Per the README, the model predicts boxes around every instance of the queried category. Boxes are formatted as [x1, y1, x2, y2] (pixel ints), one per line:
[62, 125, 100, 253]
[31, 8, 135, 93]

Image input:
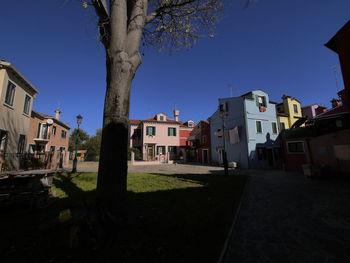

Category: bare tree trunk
[96, 51, 133, 217]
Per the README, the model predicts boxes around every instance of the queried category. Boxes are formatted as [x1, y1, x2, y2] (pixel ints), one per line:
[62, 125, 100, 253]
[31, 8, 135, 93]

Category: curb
[216, 173, 251, 263]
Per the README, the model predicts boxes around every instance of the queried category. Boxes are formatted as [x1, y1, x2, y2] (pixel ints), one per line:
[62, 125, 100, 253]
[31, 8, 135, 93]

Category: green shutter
[168, 128, 170, 136]
[153, 127, 156, 135]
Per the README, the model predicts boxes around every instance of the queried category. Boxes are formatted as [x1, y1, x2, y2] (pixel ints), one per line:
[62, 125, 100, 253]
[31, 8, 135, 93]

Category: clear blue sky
[1, 0, 349, 135]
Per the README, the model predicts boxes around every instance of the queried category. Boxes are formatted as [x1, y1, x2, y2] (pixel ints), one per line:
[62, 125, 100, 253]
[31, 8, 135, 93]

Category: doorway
[202, 149, 208, 164]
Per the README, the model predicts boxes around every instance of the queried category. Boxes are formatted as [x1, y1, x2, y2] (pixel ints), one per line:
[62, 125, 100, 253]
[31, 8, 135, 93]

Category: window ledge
[3, 103, 14, 110]
[22, 112, 30, 118]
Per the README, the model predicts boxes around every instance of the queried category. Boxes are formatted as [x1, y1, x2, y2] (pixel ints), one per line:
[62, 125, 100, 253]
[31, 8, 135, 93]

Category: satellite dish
[47, 119, 54, 125]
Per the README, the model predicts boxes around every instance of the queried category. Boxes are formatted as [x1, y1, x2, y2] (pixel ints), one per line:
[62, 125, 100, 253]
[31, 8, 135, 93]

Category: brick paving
[223, 170, 350, 263]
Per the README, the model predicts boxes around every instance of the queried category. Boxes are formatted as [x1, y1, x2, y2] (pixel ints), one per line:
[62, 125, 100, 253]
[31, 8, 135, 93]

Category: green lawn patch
[1, 172, 246, 263]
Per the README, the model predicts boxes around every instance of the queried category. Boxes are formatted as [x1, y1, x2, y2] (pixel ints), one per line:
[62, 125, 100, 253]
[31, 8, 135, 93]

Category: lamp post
[219, 103, 229, 176]
[72, 114, 83, 173]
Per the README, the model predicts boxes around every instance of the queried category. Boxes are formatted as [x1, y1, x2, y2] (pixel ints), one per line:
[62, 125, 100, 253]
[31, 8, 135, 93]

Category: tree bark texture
[95, 0, 143, 217]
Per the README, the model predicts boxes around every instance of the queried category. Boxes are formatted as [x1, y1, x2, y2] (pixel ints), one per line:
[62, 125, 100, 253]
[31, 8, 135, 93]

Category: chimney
[173, 109, 179, 122]
[331, 98, 341, 108]
[55, 109, 62, 120]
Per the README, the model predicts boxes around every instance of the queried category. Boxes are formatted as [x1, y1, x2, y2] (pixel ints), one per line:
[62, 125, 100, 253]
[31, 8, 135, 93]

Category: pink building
[129, 110, 194, 162]
[302, 104, 328, 118]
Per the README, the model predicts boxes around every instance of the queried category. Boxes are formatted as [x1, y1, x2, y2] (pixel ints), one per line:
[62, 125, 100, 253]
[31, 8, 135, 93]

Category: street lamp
[72, 114, 83, 173]
[219, 103, 229, 176]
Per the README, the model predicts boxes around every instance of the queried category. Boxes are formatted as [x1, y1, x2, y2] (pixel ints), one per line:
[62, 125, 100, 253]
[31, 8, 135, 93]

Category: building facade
[0, 59, 39, 169]
[209, 90, 280, 169]
[188, 120, 211, 164]
[129, 110, 193, 162]
[301, 104, 328, 119]
[26, 110, 70, 168]
[276, 95, 303, 130]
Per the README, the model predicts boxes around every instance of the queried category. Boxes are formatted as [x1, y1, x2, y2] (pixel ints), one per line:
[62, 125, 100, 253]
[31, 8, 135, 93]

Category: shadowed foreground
[1, 172, 246, 263]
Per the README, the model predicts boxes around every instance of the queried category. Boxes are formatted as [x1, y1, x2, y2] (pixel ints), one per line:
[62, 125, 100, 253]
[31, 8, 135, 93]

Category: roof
[129, 116, 194, 128]
[130, 119, 141, 125]
[31, 110, 70, 130]
[315, 105, 349, 119]
[301, 104, 327, 110]
[281, 94, 301, 104]
[143, 117, 180, 124]
[0, 59, 39, 95]
[325, 20, 350, 53]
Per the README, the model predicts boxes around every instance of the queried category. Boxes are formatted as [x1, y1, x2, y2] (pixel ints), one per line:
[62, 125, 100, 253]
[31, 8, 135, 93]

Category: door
[147, 145, 154, 161]
[267, 148, 274, 167]
[202, 149, 208, 164]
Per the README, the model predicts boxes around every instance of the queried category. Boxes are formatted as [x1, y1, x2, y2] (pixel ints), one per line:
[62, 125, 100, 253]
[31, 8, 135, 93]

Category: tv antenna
[332, 65, 340, 93]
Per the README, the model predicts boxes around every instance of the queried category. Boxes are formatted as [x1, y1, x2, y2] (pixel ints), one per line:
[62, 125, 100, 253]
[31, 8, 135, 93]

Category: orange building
[27, 109, 70, 167]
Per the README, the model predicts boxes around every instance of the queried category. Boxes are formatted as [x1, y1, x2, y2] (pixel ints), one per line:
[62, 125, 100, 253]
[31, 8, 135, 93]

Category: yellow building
[276, 95, 303, 130]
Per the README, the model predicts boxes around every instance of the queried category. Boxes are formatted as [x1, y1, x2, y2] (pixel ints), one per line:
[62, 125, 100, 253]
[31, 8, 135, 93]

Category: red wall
[283, 138, 309, 172]
[180, 129, 191, 146]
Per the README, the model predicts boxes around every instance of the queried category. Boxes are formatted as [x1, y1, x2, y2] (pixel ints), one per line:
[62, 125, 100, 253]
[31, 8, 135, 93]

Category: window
[50, 146, 55, 152]
[293, 104, 298, 114]
[60, 147, 66, 152]
[61, 130, 67, 138]
[287, 142, 304, 153]
[37, 123, 49, 139]
[146, 126, 156, 136]
[280, 122, 286, 131]
[157, 146, 166, 155]
[23, 95, 31, 114]
[256, 95, 267, 107]
[5, 81, 16, 106]
[168, 146, 177, 154]
[168, 127, 176, 136]
[159, 115, 164, 121]
[52, 126, 57, 136]
[271, 122, 278, 134]
[256, 120, 263, 133]
[0, 130, 8, 152]
[219, 102, 229, 113]
[28, 144, 36, 153]
[217, 129, 222, 138]
[202, 135, 207, 144]
[18, 135, 26, 154]
[133, 128, 141, 138]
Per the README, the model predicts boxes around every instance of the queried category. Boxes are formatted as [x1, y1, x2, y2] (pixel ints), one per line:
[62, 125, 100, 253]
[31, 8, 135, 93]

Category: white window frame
[271, 122, 278, 134]
[280, 122, 286, 130]
[23, 95, 31, 115]
[293, 104, 298, 114]
[4, 81, 16, 106]
[256, 120, 263, 133]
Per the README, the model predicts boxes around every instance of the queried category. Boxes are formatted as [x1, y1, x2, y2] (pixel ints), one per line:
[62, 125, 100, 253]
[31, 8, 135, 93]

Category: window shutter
[153, 127, 156, 136]
[174, 128, 176, 136]
[168, 128, 170, 136]
[263, 96, 267, 107]
[255, 95, 259, 106]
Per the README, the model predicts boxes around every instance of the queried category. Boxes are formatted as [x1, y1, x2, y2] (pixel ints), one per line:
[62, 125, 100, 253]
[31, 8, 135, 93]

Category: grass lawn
[1, 172, 246, 263]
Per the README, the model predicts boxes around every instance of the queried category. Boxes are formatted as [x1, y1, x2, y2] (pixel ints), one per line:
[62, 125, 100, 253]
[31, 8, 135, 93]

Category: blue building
[209, 90, 281, 169]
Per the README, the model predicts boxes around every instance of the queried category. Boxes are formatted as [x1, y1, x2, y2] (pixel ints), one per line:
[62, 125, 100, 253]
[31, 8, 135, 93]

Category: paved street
[223, 170, 350, 263]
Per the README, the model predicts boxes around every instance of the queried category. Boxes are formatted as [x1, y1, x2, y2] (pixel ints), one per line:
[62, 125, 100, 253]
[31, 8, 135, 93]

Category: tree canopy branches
[89, 0, 222, 53]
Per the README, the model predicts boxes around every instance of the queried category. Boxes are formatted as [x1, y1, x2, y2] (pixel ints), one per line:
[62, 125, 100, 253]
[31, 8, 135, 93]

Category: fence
[0, 151, 70, 172]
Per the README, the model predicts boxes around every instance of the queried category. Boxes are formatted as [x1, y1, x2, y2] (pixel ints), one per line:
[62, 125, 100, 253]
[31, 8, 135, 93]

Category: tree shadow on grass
[3, 172, 247, 263]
